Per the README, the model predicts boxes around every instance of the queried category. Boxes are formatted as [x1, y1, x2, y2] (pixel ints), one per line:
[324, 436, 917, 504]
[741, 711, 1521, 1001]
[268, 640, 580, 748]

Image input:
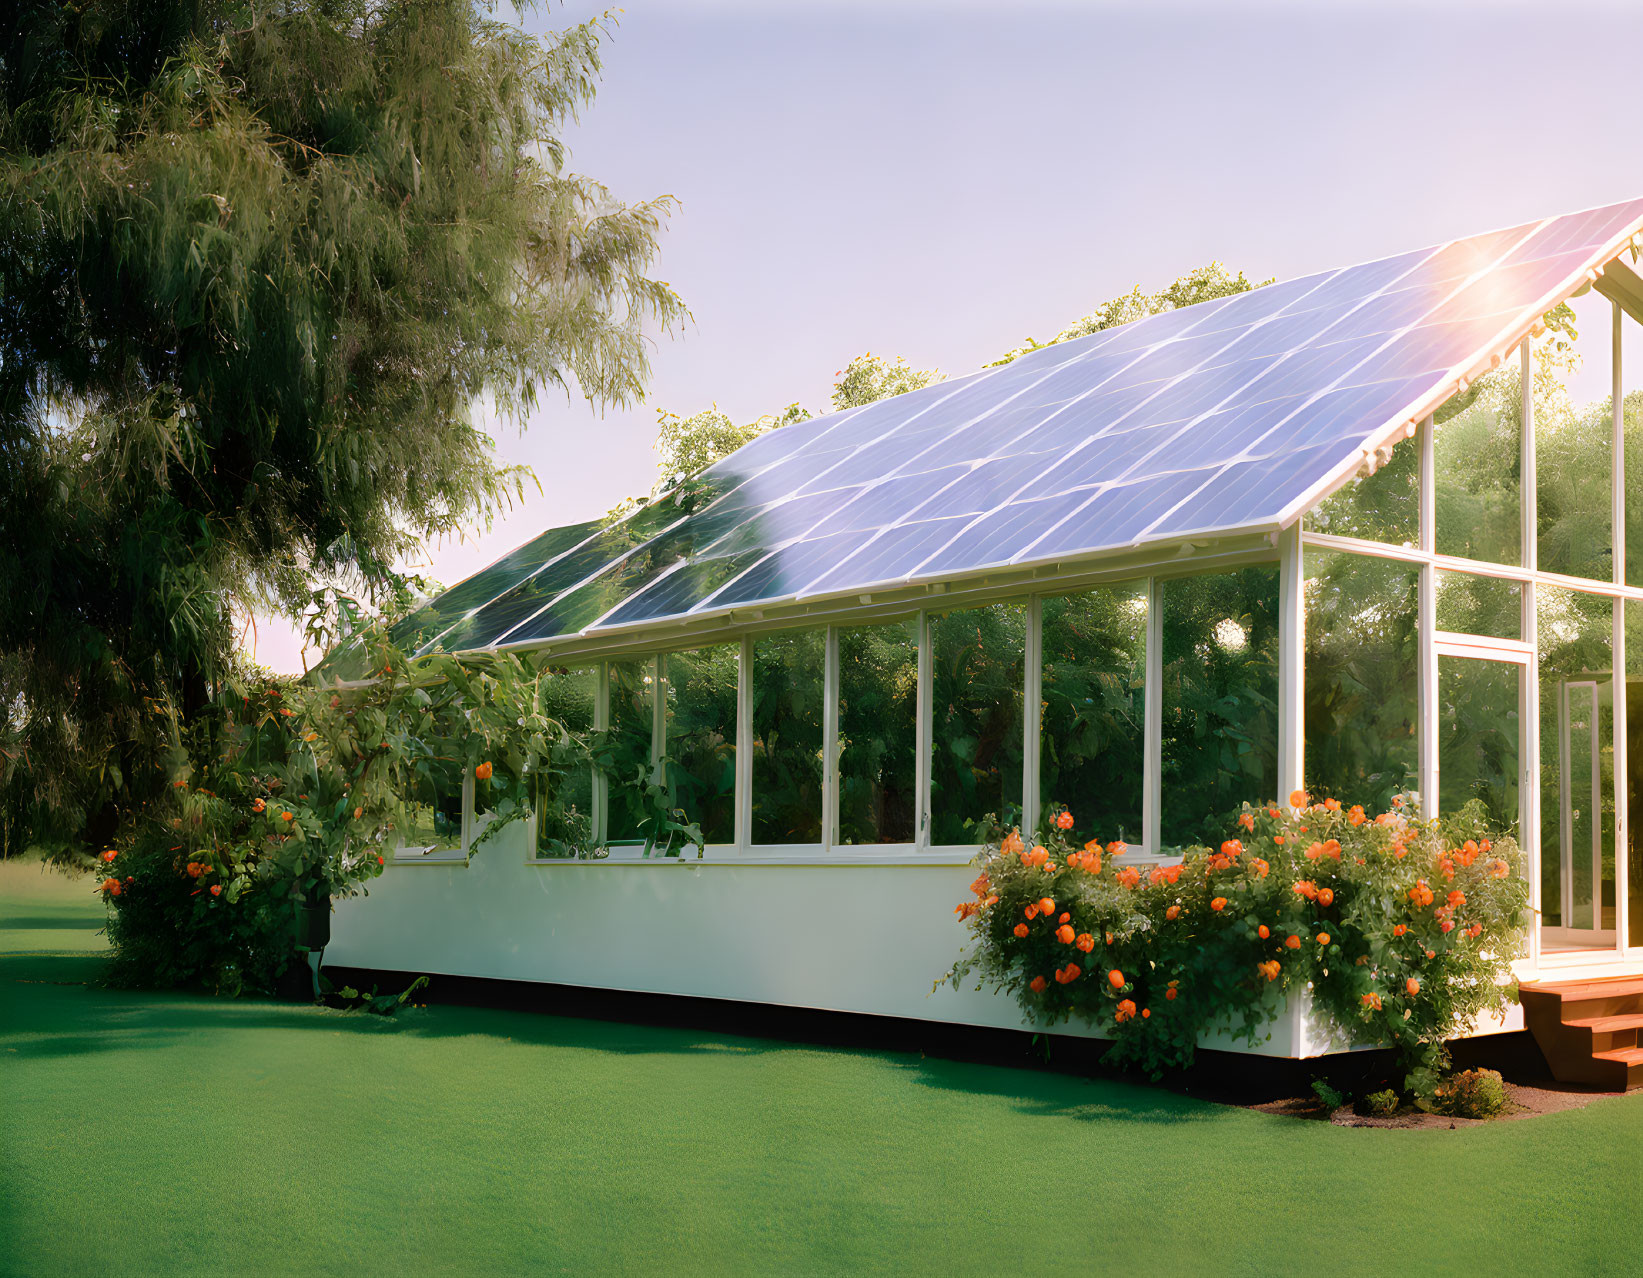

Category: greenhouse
[328, 197, 1643, 1058]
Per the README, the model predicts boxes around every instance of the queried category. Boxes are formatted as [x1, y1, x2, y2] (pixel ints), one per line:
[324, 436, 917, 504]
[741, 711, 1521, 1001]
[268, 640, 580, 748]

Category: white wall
[328, 820, 1370, 1057]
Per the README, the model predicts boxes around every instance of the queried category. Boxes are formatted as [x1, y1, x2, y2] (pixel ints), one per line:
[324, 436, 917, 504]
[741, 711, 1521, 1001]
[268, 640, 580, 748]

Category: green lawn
[2, 860, 1638, 1278]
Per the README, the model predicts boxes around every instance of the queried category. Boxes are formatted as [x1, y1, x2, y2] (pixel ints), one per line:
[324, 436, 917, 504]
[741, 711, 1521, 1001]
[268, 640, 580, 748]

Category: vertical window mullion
[1419, 412, 1438, 819]
[1277, 523, 1305, 802]
[1521, 338, 1542, 968]
[1612, 300, 1630, 952]
[1022, 596, 1043, 836]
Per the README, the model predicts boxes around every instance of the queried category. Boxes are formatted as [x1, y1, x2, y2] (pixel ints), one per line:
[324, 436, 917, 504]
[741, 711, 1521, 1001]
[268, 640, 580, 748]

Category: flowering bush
[100, 634, 699, 995]
[946, 791, 1529, 1092]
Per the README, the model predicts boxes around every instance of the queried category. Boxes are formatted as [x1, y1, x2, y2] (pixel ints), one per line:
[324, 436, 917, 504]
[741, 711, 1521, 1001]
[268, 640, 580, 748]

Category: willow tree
[0, 1, 684, 857]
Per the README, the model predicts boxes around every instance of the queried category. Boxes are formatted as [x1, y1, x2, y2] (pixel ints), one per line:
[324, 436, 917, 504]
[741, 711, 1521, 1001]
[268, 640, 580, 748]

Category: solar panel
[391, 197, 1643, 656]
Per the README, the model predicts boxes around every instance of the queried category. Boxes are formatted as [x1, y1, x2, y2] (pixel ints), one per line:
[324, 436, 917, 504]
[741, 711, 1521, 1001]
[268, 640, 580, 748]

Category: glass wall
[929, 601, 1026, 844]
[1160, 568, 1279, 849]
[1435, 390, 1522, 565]
[750, 629, 825, 844]
[1627, 600, 1643, 948]
[1306, 430, 1418, 547]
[536, 665, 597, 856]
[836, 619, 919, 844]
[663, 645, 739, 846]
[606, 657, 656, 843]
[1538, 586, 1616, 944]
[1437, 656, 1521, 839]
[1303, 550, 1418, 814]
[1039, 583, 1146, 847]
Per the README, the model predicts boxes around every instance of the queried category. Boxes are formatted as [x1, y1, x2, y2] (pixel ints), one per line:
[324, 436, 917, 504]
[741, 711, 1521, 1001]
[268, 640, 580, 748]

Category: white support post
[1419, 414, 1439, 820]
[1277, 522, 1305, 802]
[593, 661, 611, 847]
[1521, 338, 1542, 970]
[1022, 595, 1043, 836]
[735, 636, 753, 851]
[915, 609, 933, 849]
[1613, 299, 1629, 954]
[649, 654, 667, 856]
[822, 625, 840, 849]
[1143, 577, 1163, 854]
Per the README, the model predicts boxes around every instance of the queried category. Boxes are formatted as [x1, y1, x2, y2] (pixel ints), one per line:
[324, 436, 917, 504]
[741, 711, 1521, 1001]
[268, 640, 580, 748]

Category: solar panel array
[385, 197, 1643, 661]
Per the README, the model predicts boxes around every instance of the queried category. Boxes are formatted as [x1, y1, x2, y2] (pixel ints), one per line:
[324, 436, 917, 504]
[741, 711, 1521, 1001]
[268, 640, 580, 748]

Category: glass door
[1542, 678, 1616, 949]
[1436, 652, 1524, 841]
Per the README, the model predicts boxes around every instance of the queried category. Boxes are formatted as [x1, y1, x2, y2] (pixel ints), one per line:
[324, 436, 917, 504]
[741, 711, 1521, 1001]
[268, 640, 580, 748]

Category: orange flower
[1323, 797, 1342, 813]
[1490, 858, 1510, 879]
[1293, 880, 1318, 900]
[1055, 810, 1074, 830]
[1257, 960, 1281, 982]
[376, 854, 385, 866]
[1391, 841, 1407, 860]
[1305, 842, 1325, 861]
[210, 884, 221, 897]
[252, 798, 266, 813]
[100, 877, 119, 895]
[1284, 935, 1301, 950]
[1056, 924, 1076, 945]
[101, 849, 118, 863]
[1029, 975, 1048, 993]
[1165, 904, 1180, 921]
[475, 761, 494, 782]
[281, 812, 294, 823]
[954, 902, 979, 920]
[1108, 969, 1126, 989]
[1058, 912, 1070, 924]
[1289, 789, 1309, 808]
[969, 874, 990, 898]
[354, 807, 363, 820]
[1272, 834, 1286, 846]
[1220, 839, 1243, 858]
[1106, 840, 1128, 857]
[1317, 887, 1334, 907]
[1014, 923, 1029, 938]
[1392, 923, 1407, 937]
[1405, 977, 1421, 997]
[1257, 924, 1270, 939]
[1347, 805, 1366, 826]
[1447, 890, 1466, 908]
[1027, 846, 1050, 868]
[1361, 992, 1382, 1011]
[1267, 806, 1281, 819]
[1165, 986, 1178, 1001]
[1037, 897, 1055, 917]
[1075, 933, 1095, 952]
[1115, 999, 1137, 1023]
[1001, 830, 1025, 857]
[1059, 962, 1082, 983]
[1322, 839, 1341, 860]
[278, 707, 293, 717]
[1239, 812, 1255, 831]
[1141, 1008, 1151, 1019]
[1024, 903, 1039, 920]
[1316, 933, 1331, 946]
[1210, 897, 1228, 912]
[1116, 867, 1140, 889]
[1251, 858, 1269, 878]
[1407, 880, 1434, 908]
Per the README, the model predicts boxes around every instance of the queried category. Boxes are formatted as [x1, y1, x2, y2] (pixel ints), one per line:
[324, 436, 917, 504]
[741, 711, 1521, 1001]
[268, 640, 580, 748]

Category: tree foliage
[0, 0, 682, 857]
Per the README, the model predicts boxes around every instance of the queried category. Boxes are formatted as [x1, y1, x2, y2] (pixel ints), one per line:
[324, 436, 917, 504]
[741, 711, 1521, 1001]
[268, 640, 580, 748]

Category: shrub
[1432, 1068, 1511, 1119]
[1311, 1079, 1346, 1111]
[1359, 1088, 1401, 1118]
[945, 792, 1530, 1091]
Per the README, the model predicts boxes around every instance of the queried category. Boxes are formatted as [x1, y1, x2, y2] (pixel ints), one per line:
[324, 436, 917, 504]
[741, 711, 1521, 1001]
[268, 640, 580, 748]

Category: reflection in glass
[837, 619, 919, 844]
[402, 753, 465, 850]
[1306, 431, 1418, 546]
[1435, 571, 1522, 640]
[536, 666, 597, 856]
[606, 657, 656, 843]
[1537, 586, 1615, 945]
[1537, 403, 1612, 583]
[1303, 551, 1418, 814]
[751, 630, 825, 844]
[930, 601, 1026, 844]
[1160, 569, 1279, 849]
[663, 646, 739, 845]
[1435, 392, 1521, 565]
[1437, 656, 1519, 839]
[1039, 584, 1145, 846]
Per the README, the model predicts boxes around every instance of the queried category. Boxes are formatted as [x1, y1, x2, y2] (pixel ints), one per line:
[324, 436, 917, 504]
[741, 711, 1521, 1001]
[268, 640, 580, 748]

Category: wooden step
[1592, 1046, 1643, 1088]
[1519, 974, 1643, 1000]
[1564, 1012, 1643, 1034]
[1518, 976, 1643, 1089]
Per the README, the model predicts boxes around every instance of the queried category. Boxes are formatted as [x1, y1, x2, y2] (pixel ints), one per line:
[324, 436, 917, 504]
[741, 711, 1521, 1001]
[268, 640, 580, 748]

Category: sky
[246, 0, 1643, 672]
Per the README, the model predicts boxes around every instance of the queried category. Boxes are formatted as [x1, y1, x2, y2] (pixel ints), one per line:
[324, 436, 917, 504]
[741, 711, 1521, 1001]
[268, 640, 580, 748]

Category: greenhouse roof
[391, 197, 1643, 659]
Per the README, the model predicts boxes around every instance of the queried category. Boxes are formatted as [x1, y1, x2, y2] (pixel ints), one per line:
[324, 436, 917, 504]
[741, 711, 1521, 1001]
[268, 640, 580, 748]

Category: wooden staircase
[1519, 975, 1643, 1090]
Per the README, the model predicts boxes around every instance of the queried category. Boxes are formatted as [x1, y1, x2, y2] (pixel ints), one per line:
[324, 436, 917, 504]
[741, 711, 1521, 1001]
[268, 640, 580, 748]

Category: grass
[2, 859, 1639, 1278]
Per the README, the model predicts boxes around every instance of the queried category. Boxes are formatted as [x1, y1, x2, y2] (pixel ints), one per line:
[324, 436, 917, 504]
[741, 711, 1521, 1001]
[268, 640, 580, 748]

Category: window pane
[1626, 399, 1643, 589]
[930, 601, 1026, 844]
[403, 751, 464, 850]
[1306, 430, 1418, 546]
[837, 619, 919, 844]
[1538, 586, 1615, 946]
[1437, 656, 1520, 838]
[1435, 570, 1522, 640]
[1537, 411, 1612, 583]
[536, 665, 596, 855]
[1435, 388, 1521, 565]
[606, 658, 656, 843]
[751, 629, 825, 844]
[1160, 568, 1279, 849]
[1303, 550, 1418, 814]
[1039, 583, 1145, 846]
[663, 646, 739, 845]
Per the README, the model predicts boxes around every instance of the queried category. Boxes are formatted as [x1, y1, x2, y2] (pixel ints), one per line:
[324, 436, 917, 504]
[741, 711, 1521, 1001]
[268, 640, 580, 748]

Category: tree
[0, 1, 684, 858]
